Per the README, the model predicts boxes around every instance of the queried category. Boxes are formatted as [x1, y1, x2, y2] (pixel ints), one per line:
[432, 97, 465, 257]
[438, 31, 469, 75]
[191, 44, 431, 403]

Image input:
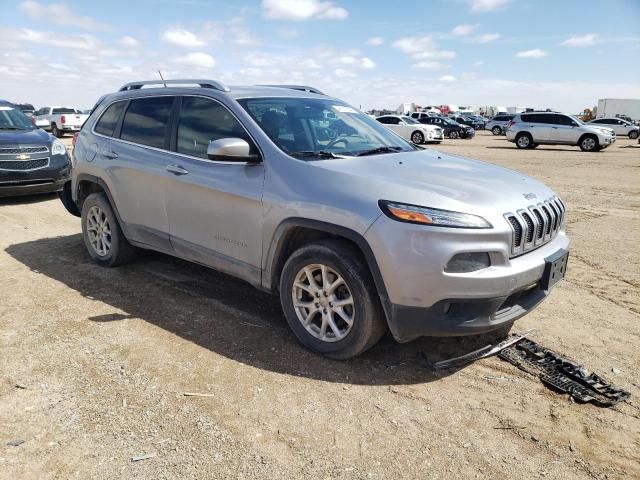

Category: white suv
[376, 115, 443, 144]
[506, 112, 615, 152]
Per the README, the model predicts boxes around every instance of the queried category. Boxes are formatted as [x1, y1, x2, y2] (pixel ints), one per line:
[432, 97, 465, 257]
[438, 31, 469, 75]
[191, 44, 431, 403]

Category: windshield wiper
[289, 150, 342, 159]
[355, 146, 403, 157]
[0, 126, 30, 130]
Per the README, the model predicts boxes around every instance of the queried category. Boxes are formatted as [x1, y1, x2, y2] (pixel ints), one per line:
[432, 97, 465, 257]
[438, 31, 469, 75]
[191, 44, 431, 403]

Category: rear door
[104, 95, 176, 250]
[163, 96, 265, 284]
[521, 114, 552, 142]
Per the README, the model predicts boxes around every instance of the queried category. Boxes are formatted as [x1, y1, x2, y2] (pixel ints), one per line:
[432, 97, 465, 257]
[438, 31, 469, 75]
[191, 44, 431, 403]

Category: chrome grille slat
[505, 196, 566, 257]
[0, 146, 49, 155]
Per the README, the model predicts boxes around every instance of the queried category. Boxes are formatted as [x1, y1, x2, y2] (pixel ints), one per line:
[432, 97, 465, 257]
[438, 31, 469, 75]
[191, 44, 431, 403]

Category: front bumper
[462, 129, 475, 138]
[364, 214, 570, 342]
[0, 154, 70, 198]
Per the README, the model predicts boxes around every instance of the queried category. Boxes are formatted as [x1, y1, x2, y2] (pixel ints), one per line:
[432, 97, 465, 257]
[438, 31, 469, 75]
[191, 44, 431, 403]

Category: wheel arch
[74, 174, 131, 239]
[264, 218, 392, 324]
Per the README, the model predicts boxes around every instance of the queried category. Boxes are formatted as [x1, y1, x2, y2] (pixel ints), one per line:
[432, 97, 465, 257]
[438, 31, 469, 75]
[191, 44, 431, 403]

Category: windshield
[238, 97, 415, 157]
[571, 116, 585, 125]
[401, 116, 420, 124]
[441, 118, 458, 126]
[0, 106, 35, 130]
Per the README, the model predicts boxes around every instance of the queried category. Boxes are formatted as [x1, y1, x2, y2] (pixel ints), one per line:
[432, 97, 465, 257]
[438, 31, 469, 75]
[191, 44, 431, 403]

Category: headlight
[379, 200, 492, 228]
[51, 139, 66, 156]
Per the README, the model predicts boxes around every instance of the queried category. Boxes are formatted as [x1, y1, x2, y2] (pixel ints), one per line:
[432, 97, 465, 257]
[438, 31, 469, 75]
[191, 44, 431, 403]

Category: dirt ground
[1, 131, 639, 479]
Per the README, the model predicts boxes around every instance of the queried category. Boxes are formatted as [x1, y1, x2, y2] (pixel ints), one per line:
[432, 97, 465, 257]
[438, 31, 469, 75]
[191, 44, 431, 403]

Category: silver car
[588, 118, 639, 139]
[66, 79, 570, 358]
[506, 112, 615, 152]
[486, 114, 514, 135]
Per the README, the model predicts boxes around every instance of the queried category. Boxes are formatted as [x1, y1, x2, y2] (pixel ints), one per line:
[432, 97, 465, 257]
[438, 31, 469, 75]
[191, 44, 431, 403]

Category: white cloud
[562, 33, 599, 47]
[516, 48, 548, 58]
[393, 35, 456, 60]
[472, 33, 501, 43]
[262, 0, 348, 21]
[333, 68, 355, 78]
[278, 27, 298, 39]
[19, 28, 100, 50]
[177, 52, 216, 68]
[439, 75, 456, 82]
[367, 36, 384, 46]
[451, 24, 479, 36]
[412, 61, 444, 70]
[231, 26, 260, 46]
[470, 0, 509, 12]
[472, 60, 484, 66]
[361, 57, 376, 69]
[162, 29, 205, 48]
[18, 1, 105, 30]
[119, 36, 140, 48]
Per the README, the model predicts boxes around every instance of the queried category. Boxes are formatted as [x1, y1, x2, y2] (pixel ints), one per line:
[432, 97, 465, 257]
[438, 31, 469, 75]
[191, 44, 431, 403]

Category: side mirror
[206, 138, 261, 163]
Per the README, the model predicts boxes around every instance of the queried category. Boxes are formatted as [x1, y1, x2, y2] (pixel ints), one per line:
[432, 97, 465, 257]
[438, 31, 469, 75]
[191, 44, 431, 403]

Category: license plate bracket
[541, 249, 569, 290]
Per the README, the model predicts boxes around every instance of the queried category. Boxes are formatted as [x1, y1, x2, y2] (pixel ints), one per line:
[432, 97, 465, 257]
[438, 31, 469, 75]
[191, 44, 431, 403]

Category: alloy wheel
[86, 205, 112, 256]
[292, 263, 355, 342]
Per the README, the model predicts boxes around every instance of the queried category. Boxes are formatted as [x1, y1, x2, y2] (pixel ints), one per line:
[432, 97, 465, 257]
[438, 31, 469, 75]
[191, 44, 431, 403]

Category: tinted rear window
[52, 108, 76, 114]
[120, 96, 174, 149]
[94, 101, 126, 137]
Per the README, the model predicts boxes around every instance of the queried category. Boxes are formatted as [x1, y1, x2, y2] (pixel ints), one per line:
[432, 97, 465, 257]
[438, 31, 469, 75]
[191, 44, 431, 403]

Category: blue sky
[1, 0, 639, 111]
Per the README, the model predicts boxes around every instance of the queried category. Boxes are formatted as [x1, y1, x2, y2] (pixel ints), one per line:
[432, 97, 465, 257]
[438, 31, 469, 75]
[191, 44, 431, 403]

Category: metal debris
[131, 452, 156, 462]
[431, 330, 533, 370]
[498, 338, 630, 407]
[183, 392, 216, 398]
[7, 439, 26, 447]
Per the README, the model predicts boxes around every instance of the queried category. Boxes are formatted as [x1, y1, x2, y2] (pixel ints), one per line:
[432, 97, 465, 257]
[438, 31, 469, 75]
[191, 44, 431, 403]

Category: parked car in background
[64, 79, 569, 359]
[376, 115, 444, 144]
[34, 107, 89, 137]
[15, 103, 36, 117]
[0, 100, 70, 198]
[418, 116, 475, 139]
[409, 112, 439, 122]
[588, 118, 639, 139]
[467, 115, 486, 130]
[486, 114, 515, 135]
[506, 112, 615, 152]
[453, 115, 484, 130]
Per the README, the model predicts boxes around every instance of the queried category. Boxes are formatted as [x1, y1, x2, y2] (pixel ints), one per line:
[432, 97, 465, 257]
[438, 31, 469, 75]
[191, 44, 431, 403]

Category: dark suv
[416, 116, 475, 139]
[0, 101, 70, 198]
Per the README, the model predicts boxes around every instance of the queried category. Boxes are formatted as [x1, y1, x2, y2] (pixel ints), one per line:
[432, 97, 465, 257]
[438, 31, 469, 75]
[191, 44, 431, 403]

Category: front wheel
[411, 131, 425, 144]
[579, 135, 599, 152]
[492, 126, 502, 135]
[448, 130, 459, 139]
[629, 130, 639, 139]
[279, 240, 386, 359]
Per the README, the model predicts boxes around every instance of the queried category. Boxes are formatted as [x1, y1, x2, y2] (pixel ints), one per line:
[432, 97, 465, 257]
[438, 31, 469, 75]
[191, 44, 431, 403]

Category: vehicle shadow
[6, 234, 501, 386]
[0, 192, 58, 205]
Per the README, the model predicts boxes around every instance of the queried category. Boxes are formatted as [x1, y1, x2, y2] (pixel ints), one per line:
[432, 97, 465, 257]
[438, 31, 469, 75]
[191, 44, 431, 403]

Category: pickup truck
[34, 107, 89, 137]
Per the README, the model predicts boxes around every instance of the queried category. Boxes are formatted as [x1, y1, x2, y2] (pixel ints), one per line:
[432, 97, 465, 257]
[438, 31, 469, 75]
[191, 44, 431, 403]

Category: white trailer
[596, 99, 640, 121]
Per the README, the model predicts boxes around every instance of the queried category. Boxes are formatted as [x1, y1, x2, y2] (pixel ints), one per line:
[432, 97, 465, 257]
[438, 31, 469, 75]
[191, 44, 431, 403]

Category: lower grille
[505, 196, 565, 257]
[0, 158, 50, 171]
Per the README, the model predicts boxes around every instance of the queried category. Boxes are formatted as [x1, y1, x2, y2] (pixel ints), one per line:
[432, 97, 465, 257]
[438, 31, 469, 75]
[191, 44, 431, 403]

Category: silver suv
[506, 112, 615, 152]
[66, 79, 570, 358]
[486, 114, 514, 135]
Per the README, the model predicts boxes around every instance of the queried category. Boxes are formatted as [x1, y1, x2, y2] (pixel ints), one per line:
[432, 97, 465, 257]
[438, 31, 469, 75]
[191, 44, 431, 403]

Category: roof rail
[118, 79, 230, 92]
[258, 84, 325, 95]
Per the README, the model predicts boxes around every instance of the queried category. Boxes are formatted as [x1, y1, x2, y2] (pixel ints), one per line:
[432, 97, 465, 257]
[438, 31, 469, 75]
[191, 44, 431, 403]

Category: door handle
[166, 164, 189, 176]
[102, 150, 118, 159]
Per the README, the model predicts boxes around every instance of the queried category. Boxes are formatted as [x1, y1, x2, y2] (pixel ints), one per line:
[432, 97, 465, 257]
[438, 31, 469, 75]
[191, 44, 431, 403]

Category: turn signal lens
[379, 201, 492, 229]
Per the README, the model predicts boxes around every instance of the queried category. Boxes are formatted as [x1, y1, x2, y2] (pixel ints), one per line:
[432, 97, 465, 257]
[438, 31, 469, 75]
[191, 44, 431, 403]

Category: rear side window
[53, 108, 76, 114]
[94, 101, 126, 137]
[120, 96, 174, 149]
[177, 96, 253, 159]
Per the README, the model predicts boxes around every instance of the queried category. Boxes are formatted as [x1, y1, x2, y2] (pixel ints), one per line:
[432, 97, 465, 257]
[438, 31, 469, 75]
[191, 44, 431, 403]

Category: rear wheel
[411, 131, 425, 144]
[629, 130, 639, 139]
[279, 240, 386, 359]
[81, 192, 136, 267]
[491, 126, 502, 135]
[515, 133, 532, 149]
[579, 134, 599, 152]
[51, 124, 63, 138]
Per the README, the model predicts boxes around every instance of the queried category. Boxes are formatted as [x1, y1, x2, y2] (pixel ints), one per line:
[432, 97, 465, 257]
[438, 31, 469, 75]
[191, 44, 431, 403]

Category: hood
[314, 148, 556, 222]
[418, 124, 440, 132]
[590, 126, 615, 135]
[0, 127, 52, 146]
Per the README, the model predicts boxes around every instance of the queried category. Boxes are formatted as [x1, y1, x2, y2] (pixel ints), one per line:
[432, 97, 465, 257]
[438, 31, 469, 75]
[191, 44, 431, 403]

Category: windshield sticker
[333, 105, 358, 114]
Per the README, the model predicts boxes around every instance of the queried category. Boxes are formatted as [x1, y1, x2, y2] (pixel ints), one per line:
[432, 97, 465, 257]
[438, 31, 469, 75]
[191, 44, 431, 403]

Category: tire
[81, 192, 135, 267]
[491, 126, 502, 136]
[629, 130, 639, 140]
[59, 181, 80, 217]
[448, 130, 459, 139]
[579, 134, 599, 152]
[279, 239, 386, 359]
[410, 131, 425, 144]
[51, 124, 63, 138]
[515, 133, 533, 149]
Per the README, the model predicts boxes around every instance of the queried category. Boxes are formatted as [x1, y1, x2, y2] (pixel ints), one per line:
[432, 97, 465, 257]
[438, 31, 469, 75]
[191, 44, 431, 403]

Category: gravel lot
[1, 131, 639, 479]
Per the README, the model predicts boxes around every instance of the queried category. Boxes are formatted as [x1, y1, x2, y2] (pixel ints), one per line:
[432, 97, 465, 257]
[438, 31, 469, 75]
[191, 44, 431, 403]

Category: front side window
[95, 101, 126, 137]
[120, 96, 174, 149]
[238, 97, 414, 157]
[177, 96, 254, 159]
[402, 116, 420, 124]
